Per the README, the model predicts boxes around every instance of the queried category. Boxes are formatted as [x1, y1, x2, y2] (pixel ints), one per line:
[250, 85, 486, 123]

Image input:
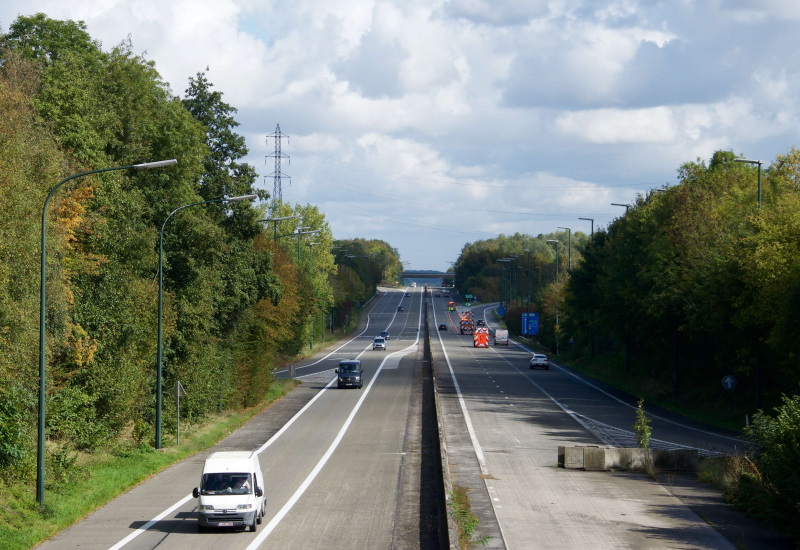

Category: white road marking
[246, 292, 423, 549]
[431, 303, 488, 475]
[107, 288, 418, 549]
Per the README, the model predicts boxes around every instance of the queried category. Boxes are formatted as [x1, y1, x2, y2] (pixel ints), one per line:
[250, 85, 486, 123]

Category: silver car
[530, 353, 549, 370]
[373, 337, 386, 350]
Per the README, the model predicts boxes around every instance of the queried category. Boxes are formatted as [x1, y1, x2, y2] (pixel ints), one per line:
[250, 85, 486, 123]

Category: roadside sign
[522, 312, 539, 335]
[722, 375, 737, 391]
[499, 306, 505, 316]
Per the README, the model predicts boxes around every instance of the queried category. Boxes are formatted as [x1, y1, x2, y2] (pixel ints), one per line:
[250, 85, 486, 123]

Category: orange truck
[473, 327, 490, 347]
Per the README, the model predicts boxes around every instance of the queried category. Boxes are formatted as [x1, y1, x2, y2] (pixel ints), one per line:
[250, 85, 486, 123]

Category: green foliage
[0, 14, 397, 485]
[738, 393, 800, 539]
[448, 485, 490, 548]
[633, 398, 652, 449]
[0, 394, 30, 477]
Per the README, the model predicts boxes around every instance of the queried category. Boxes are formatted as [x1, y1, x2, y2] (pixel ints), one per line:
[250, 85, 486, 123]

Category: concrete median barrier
[558, 446, 698, 472]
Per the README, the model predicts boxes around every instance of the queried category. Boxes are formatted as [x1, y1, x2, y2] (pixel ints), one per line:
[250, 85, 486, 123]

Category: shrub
[739, 393, 800, 541]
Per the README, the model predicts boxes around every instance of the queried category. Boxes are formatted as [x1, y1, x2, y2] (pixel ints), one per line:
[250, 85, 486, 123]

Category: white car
[530, 353, 549, 370]
[373, 337, 387, 350]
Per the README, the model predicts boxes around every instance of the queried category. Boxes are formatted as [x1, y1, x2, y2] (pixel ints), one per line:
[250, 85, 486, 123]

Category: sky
[3, 1, 800, 270]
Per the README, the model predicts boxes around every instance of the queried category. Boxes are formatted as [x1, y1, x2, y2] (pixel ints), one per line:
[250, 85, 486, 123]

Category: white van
[193, 451, 266, 532]
[494, 329, 509, 346]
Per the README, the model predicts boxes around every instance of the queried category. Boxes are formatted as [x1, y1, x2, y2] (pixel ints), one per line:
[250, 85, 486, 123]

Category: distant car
[476, 319, 485, 327]
[336, 360, 363, 389]
[444, 293, 450, 298]
[397, 306, 404, 312]
[438, 323, 447, 331]
[530, 353, 549, 370]
[380, 330, 390, 340]
[373, 337, 386, 350]
[435, 293, 441, 297]
[405, 293, 411, 297]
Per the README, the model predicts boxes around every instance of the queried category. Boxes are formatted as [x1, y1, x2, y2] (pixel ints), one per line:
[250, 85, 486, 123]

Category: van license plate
[217, 522, 233, 527]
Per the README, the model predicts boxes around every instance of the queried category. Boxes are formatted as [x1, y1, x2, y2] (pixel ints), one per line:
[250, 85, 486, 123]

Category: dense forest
[0, 14, 400, 479]
[454, 150, 800, 417]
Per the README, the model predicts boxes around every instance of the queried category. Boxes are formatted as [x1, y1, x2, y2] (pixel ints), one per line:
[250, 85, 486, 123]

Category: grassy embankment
[0, 380, 298, 550]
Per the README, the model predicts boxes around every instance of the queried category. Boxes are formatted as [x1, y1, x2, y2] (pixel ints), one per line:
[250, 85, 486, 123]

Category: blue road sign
[499, 306, 505, 316]
[522, 312, 539, 335]
[722, 375, 737, 391]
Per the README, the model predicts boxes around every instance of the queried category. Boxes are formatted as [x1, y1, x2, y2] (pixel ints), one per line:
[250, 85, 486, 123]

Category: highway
[429, 291, 739, 549]
[37, 285, 746, 549]
[37, 286, 439, 550]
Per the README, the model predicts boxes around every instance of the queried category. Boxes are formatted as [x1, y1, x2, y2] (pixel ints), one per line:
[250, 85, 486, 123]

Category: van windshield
[201, 473, 252, 495]
[339, 363, 359, 372]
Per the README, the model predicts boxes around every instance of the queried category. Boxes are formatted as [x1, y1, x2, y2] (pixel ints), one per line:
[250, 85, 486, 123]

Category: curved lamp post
[38, 159, 177, 507]
[546, 239, 559, 283]
[733, 158, 763, 210]
[156, 193, 257, 449]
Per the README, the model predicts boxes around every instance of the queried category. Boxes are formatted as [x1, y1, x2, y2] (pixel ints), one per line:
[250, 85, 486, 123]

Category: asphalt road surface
[36, 286, 755, 550]
[37, 286, 439, 550]
[429, 294, 741, 549]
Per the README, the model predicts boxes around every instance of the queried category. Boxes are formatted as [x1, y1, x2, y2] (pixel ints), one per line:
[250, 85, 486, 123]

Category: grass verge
[0, 379, 298, 550]
[448, 485, 490, 549]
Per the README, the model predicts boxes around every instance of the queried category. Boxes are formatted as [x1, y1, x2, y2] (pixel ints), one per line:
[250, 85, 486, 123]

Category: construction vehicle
[473, 327, 489, 347]
[460, 317, 475, 335]
[447, 301, 456, 311]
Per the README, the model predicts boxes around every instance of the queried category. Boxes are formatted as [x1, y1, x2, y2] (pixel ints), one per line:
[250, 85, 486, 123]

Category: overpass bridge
[402, 271, 454, 279]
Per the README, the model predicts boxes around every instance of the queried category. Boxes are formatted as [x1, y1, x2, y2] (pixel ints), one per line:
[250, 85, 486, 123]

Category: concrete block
[558, 446, 565, 467]
[563, 446, 584, 469]
[654, 449, 698, 471]
[583, 447, 607, 471]
[604, 448, 651, 470]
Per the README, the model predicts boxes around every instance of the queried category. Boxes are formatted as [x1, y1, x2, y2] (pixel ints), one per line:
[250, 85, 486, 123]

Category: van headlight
[237, 504, 252, 509]
[199, 504, 214, 510]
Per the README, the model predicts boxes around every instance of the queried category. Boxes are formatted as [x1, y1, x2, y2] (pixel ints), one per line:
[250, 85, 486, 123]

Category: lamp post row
[39, 159, 178, 507]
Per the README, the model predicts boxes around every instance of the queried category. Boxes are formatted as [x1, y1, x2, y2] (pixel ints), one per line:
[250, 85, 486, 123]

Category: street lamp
[546, 240, 559, 283]
[297, 229, 320, 259]
[558, 227, 572, 271]
[734, 158, 764, 209]
[156, 193, 256, 449]
[497, 258, 511, 307]
[611, 203, 630, 213]
[523, 249, 531, 333]
[259, 215, 298, 240]
[578, 217, 594, 239]
[38, 159, 177, 506]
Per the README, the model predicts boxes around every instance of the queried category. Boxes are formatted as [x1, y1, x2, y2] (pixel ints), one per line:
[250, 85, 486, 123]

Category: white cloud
[2, 0, 800, 268]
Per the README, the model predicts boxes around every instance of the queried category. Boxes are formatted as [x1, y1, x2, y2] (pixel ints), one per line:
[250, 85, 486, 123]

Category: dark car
[380, 330, 390, 340]
[438, 323, 447, 331]
[336, 360, 363, 388]
[405, 293, 411, 297]
[397, 306, 404, 312]
[476, 319, 486, 327]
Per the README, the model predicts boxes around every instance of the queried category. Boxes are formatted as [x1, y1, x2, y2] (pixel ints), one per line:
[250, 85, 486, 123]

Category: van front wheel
[250, 516, 258, 532]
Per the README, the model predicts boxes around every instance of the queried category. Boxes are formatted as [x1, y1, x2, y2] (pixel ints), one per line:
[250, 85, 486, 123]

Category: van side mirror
[255, 487, 263, 497]
[192, 487, 199, 498]
[335, 368, 338, 373]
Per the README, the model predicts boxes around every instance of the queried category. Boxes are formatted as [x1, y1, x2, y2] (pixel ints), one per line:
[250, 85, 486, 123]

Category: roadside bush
[47, 387, 109, 450]
[733, 392, 800, 542]
[0, 396, 31, 479]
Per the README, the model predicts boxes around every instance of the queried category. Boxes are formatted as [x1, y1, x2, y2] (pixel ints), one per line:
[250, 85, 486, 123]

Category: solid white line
[480, 305, 744, 444]
[107, 494, 193, 550]
[245, 291, 423, 549]
[431, 302, 488, 475]
[106, 289, 411, 549]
